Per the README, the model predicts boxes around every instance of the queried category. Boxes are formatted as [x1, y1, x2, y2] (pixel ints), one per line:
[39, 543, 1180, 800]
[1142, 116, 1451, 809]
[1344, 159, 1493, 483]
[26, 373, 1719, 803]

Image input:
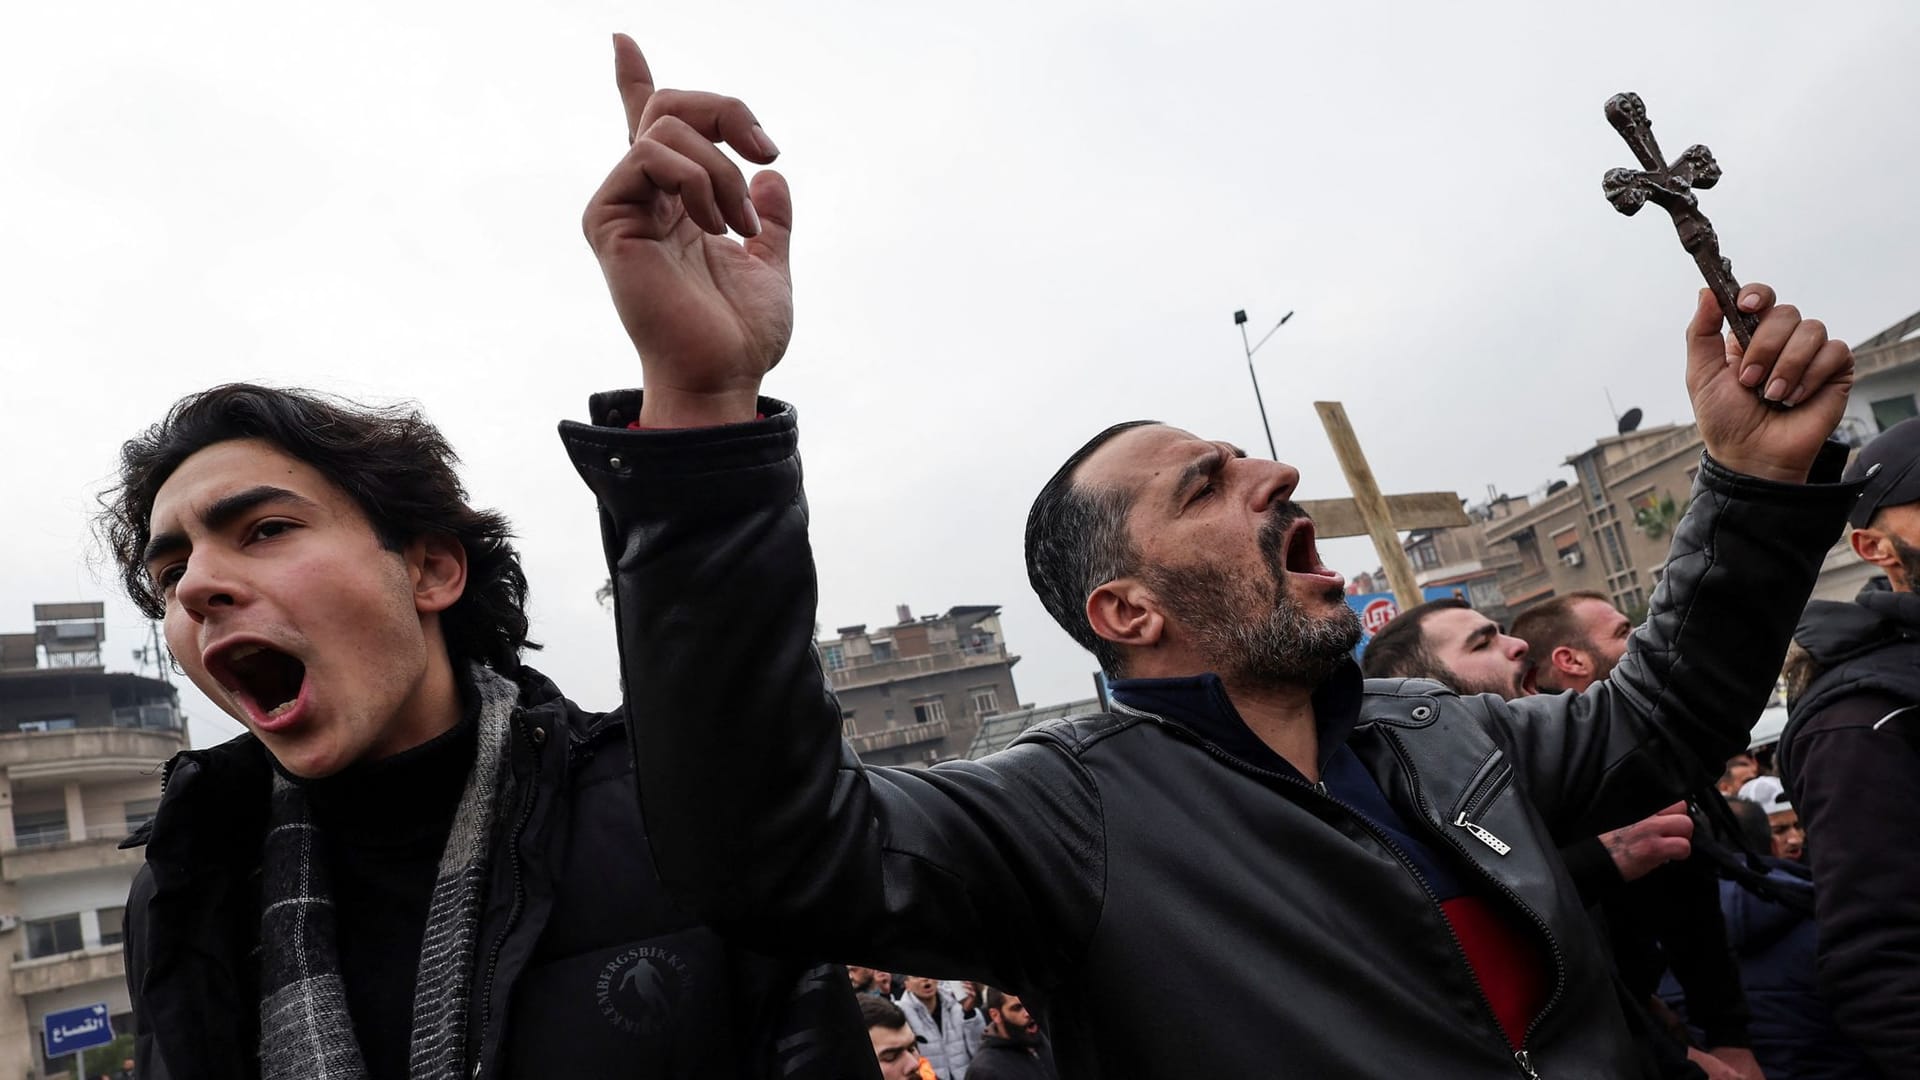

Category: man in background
[966, 989, 1055, 1080]
[863, 997, 931, 1080]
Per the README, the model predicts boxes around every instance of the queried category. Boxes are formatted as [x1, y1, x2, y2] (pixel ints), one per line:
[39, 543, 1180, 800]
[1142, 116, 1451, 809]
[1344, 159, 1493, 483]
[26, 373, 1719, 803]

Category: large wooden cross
[1601, 91, 1759, 349]
[1295, 401, 1468, 611]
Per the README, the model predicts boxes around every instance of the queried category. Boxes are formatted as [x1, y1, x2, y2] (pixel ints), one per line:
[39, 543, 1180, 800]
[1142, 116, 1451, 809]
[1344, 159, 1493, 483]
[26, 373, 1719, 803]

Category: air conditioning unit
[1561, 551, 1584, 567]
[0, 914, 19, 933]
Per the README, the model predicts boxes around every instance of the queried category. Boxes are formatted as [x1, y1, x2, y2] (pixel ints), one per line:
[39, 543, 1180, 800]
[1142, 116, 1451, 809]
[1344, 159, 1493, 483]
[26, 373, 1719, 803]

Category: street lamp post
[1232, 308, 1293, 459]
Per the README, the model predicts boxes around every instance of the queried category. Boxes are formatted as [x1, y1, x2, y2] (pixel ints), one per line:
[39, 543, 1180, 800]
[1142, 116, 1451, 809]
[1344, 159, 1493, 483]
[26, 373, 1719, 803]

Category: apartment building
[820, 605, 1020, 766]
[0, 604, 186, 1077]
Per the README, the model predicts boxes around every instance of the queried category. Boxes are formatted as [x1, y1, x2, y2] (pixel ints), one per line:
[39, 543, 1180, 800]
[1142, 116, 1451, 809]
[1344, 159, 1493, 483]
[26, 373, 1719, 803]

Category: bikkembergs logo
[596, 945, 692, 1037]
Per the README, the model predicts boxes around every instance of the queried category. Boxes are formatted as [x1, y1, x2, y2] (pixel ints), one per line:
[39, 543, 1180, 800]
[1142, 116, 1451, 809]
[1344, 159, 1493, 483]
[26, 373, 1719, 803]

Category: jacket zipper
[470, 710, 541, 1079]
[1454, 814, 1512, 855]
[1452, 755, 1515, 855]
[1455, 753, 1513, 824]
[1383, 732, 1568, 1076]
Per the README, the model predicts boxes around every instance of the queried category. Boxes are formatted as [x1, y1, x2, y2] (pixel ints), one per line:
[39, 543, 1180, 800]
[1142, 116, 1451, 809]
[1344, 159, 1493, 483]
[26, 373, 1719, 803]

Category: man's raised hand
[1687, 284, 1852, 483]
[584, 34, 791, 428]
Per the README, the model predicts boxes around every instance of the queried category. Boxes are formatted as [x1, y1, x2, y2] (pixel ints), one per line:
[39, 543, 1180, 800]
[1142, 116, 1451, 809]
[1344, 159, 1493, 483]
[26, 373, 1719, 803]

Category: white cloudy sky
[6, 2, 1918, 746]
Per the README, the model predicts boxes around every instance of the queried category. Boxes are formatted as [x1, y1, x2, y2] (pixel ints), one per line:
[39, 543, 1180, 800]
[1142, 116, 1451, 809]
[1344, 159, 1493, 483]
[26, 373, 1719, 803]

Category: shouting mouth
[206, 639, 311, 732]
[1279, 518, 1344, 588]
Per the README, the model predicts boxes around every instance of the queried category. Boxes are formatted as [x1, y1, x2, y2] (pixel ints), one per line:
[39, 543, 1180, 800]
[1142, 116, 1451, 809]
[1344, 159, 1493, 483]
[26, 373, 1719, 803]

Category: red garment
[1441, 896, 1550, 1048]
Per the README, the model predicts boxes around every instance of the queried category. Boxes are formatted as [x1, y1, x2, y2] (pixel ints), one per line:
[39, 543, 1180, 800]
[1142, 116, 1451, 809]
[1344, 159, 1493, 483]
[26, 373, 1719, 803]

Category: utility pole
[1233, 308, 1292, 459]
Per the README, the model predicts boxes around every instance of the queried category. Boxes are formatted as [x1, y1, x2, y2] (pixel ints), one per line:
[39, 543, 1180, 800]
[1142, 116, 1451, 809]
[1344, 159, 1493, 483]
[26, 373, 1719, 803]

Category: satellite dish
[1618, 407, 1643, 435]
[1547, 480, 1569, 495]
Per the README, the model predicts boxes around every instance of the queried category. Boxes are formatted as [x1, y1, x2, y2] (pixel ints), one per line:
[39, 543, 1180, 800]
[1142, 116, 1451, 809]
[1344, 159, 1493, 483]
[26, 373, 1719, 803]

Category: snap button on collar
[1410, 704, 1434, 721]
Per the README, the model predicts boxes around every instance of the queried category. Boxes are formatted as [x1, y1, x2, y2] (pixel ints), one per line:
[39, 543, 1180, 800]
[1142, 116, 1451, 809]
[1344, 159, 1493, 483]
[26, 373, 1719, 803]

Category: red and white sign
[1360, 597, 1400, 636]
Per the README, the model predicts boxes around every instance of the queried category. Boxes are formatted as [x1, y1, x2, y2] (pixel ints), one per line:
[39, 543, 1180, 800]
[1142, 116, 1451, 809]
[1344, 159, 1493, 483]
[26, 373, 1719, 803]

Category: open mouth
[207, 641, 308, 722]
[1280, 518, 1343, 584]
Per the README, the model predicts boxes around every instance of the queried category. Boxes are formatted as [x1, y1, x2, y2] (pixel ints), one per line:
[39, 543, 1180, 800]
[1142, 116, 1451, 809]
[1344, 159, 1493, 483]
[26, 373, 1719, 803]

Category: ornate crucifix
[1601, 91, 1760, 348]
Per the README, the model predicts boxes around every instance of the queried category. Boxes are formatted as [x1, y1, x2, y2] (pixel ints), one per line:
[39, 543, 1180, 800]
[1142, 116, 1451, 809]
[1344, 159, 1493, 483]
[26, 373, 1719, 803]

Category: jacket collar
[1107, 660, 1365, 779]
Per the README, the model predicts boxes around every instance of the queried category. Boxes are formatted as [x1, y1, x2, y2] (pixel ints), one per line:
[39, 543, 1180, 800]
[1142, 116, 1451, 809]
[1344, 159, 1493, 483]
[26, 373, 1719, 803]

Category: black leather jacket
[122, 666, 876, 1079]
[565, 393, 1857, 1079]
[1778, 583, 1920, 1075]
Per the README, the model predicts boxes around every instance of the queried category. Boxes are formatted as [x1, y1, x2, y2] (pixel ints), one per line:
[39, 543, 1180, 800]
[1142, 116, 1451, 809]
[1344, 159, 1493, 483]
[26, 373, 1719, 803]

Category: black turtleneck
[290, 702, 477, 1080]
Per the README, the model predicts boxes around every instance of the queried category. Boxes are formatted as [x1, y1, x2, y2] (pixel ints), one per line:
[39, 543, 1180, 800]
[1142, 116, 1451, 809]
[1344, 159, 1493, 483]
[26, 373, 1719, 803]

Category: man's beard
[1441, 661, 1523, 700]
[1891, 533, 1920, 590]
[1145, 503, 1361, 689]
[996, 1019, 1042, 1047]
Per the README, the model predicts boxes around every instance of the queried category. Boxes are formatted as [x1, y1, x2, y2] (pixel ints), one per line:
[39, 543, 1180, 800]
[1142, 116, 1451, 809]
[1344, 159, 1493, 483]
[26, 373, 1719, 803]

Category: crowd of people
[850, 971, 1055, 1080]
[102, 32, 1914, 1080]
[1356, 416, 1920, 1078]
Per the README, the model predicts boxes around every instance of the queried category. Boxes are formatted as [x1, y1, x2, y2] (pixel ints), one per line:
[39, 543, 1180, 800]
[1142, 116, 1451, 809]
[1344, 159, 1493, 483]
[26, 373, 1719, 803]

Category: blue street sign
[44, 1002, 113, 1058]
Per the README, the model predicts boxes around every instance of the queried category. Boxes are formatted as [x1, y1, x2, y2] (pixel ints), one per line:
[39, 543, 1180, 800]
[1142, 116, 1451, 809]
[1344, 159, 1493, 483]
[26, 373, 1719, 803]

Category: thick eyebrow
[1170, 445, 1237, 508]
[142, 485, 321, 570]
[1463, 621, 1499, 649]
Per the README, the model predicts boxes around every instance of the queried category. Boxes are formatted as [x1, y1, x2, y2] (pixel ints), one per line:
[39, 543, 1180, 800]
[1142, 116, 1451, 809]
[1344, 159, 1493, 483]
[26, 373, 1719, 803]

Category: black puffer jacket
[1778, 582, 1920, 1076]
[565, 393, 1857, 1080]
[122, 665, 877, 1080]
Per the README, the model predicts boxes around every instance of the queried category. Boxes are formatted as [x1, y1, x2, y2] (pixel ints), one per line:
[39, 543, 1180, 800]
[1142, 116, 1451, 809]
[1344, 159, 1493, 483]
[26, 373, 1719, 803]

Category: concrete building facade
[820, 606, 1020, 767]
[0, 605, 186, 1077]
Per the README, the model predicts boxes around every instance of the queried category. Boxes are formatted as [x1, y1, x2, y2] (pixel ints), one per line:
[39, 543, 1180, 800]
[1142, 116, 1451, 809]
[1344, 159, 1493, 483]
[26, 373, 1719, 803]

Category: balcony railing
[2, 825, 143, 881]
[0, 726, 184, 773]
[8, 823, 135, 852]
[847, 717, 951, 757]
[1603, 427, 1701, 486]
[10, 945, 124, 996]
[826, 644, 1011, 690]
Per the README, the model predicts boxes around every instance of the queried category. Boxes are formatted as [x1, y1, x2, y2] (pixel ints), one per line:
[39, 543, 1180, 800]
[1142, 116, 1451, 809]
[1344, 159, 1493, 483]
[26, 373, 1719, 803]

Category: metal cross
[1602, 91, 1759, 347]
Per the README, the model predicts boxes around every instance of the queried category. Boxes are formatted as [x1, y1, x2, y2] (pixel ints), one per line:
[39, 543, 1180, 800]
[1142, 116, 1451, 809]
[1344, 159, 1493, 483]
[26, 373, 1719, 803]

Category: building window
[840, 711, 857, 738]
[24, 915, 82, 959]
[911, 697, 947, 725]
[821, 644, 847, 672]
[969, 687, 1000, 717]
[98, 907, 126, 947]
[12, 809, 69, 849]
[1871, 394, 1919, 432]
[870, 641, 895, 661]
[124, 799, 161, 832]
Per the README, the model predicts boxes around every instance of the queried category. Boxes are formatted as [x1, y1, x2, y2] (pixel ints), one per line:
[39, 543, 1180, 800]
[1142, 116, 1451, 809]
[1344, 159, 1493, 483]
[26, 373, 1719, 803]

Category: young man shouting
[100, 45, 876, 1080]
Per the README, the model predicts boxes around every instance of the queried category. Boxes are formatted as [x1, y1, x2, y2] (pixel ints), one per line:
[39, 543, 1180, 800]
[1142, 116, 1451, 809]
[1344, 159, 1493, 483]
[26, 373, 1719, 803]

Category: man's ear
[408, 533, 469, 615]
[1086, 579, 1163, 654]
[1850, 526, 1900, 572]
[1550, 644, 1589, 680]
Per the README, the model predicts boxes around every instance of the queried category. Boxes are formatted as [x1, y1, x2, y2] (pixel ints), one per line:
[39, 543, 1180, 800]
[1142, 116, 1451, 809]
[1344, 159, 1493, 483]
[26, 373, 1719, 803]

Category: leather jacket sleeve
[561, 395, 1104, 993]
[1486, 453, 1858, 840]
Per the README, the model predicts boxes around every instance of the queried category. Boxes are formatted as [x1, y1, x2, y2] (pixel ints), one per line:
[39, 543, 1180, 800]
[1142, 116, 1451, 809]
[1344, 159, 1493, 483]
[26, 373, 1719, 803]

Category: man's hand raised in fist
[583, 34, 791, 429]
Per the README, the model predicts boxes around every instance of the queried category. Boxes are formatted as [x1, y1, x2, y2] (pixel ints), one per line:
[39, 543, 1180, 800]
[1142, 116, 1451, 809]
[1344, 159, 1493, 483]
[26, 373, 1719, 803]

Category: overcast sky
[6, 2, 1919, 746]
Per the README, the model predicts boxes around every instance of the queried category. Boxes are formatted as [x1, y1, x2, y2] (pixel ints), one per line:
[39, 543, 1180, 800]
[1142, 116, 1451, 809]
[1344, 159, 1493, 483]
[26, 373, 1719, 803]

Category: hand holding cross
[1603, 92, 1852, 483]
[1603, 92, 1758, 347]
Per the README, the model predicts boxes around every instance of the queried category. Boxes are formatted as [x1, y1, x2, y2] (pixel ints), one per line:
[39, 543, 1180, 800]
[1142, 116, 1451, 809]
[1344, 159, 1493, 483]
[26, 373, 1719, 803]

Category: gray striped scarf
[257, 662, 518, 1080]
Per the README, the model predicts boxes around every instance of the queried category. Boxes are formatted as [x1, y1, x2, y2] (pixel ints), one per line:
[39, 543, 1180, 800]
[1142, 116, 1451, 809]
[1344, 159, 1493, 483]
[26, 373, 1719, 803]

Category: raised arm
[565, 39, 1103, 992]
[1495, 286, 1859, 835]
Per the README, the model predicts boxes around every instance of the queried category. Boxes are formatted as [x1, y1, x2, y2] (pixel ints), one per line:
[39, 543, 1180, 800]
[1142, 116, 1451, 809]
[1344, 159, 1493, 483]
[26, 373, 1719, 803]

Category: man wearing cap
[1733, 776, 1804, 862]
[1777, 416, 1920, 1077]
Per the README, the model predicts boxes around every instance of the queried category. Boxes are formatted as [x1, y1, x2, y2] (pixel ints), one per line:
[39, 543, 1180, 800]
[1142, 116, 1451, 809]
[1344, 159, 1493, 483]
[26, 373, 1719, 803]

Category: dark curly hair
[97, 383, 536, 672]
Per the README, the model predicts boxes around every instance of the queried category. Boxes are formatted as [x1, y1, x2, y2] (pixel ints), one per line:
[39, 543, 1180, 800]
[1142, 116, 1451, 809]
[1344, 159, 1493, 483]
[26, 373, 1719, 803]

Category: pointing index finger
[613, 33, 655, 143]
